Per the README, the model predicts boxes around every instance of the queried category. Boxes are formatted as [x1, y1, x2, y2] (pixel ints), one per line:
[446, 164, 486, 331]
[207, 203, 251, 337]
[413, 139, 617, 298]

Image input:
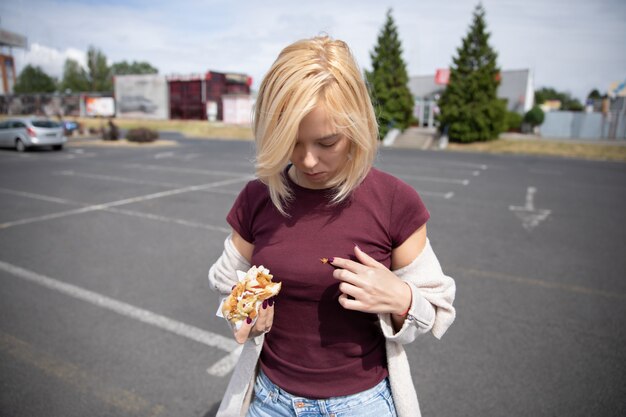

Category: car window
[32, 120, 62, 128]
[0, 121, 9, 129]
[11, 121, 26, 128]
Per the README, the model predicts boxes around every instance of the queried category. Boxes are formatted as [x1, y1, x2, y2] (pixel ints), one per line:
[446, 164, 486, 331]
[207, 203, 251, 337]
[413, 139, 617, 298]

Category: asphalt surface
[0, 137, 625, 417]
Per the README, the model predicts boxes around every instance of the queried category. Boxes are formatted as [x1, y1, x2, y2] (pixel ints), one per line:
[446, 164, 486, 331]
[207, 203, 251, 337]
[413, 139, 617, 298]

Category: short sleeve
[226, 183, 254, 243]
[389, 179, 430, 248]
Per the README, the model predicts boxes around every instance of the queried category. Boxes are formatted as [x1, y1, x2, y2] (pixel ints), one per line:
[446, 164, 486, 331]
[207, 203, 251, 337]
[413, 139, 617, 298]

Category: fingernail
[328, 257, 335, 264]
[353, 243, 361, 250]
[262, 300, 268, 309]
[246, 317, 252, 324]
[268, 298, 274, 307]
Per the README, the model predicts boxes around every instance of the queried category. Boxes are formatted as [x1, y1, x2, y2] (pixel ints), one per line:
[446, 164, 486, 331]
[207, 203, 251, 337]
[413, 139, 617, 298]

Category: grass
[72, 117, 254, 140]
[445, 137, 626, 162]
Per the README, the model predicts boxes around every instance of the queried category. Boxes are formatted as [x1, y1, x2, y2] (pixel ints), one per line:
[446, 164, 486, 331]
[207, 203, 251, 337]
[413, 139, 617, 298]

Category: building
[0, 28, 28, 95]
[113, 71, 253, 122]
[409, 69, 534, 127]
[167, 71, 252, 121]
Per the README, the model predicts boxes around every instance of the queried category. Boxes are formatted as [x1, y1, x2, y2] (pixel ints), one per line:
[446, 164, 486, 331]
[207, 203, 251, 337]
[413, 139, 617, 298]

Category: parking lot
[1, 138, 625, 417]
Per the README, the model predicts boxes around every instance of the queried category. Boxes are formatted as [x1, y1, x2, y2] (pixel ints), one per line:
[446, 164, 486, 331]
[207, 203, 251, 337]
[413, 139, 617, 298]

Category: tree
[59, 59, 90, 93]
[587, 89, 602, 100]
[535, 87, 583, 111]
[437, 3, 506, 143]
[366, 9, 415, 139]
[14, 65, 57, 93]
[110, 60, 158, 75]
[87, 46, 112, 91]
[524, 105, 545, 128]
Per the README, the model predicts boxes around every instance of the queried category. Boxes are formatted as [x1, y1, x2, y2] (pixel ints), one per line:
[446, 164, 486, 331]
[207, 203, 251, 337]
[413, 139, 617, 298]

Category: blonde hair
[254, 36, 379, 216]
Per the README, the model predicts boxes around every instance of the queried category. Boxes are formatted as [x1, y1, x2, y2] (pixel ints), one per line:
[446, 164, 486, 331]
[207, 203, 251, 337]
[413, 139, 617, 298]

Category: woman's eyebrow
[316, 133, 340, 141]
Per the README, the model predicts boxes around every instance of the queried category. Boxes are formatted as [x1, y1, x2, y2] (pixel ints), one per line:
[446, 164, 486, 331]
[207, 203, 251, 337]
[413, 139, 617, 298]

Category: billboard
[84, 96, 115, 117]
[114, 74, 168, 119]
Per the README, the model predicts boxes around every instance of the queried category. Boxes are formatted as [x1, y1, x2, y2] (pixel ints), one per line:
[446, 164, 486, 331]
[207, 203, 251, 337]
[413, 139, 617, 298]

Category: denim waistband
[256, 369, 391, 410]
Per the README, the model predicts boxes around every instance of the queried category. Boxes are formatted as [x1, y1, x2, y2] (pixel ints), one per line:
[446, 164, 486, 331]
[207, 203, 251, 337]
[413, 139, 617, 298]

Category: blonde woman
[209, 36, 456, 417]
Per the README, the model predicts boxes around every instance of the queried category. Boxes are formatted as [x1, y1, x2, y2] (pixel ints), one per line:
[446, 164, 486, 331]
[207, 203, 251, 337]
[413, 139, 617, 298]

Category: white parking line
[154, 151, 175, 159]
[0, 187, 84, 206]
[125, 164, 251, 177]
[206, 345, 244, 377]
[397, 173, 470, 185]
[0, 176, 252, 229]
[416, 190, 455, 199]
[55, 170, 184, 188]
[436, 161, 489, 170]
[105, 207, 230, 233]
[54, 170, 244, 197]
[153, 151, 200, 161]
[0, 205, 104, 229]
[0, 260, 241, 376]
[0, 186, 234, 232]
[201, 188, 240, 197]
[377, 164, 481, 178]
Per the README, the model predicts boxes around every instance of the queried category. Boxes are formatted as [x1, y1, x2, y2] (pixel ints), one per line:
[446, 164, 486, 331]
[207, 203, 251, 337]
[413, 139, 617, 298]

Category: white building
[409, 69, 534, 127]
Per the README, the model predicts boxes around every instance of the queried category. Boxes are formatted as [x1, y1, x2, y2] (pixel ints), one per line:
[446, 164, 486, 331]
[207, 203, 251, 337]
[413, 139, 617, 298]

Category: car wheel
[52, 144, 64, 151]
[15, 139, 26, 152]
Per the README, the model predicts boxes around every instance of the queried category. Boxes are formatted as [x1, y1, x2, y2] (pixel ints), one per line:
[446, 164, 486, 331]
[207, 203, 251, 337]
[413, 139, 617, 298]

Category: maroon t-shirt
[227, 167, 429, 398]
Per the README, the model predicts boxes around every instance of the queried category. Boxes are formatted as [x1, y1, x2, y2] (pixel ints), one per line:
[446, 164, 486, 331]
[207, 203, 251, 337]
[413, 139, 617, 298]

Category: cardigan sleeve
[378, 239, 456, 344]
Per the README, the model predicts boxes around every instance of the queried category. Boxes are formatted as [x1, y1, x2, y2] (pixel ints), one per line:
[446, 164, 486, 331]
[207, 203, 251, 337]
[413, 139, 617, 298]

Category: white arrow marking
[509, 186, 551, 231]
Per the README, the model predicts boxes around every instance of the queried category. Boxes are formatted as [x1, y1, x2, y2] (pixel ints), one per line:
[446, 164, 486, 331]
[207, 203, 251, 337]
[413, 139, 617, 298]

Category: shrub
[523, 105, 545, 127]
[126, 128, 159, 143]
[504, 111, 523, 132]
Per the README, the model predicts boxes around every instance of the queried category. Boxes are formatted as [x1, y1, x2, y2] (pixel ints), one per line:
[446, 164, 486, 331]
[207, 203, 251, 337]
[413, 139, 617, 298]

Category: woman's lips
[304, 172, 324, 178]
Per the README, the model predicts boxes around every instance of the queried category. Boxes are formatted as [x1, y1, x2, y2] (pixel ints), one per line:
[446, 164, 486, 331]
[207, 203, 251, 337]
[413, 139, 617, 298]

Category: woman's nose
[302, 150, 318, 168]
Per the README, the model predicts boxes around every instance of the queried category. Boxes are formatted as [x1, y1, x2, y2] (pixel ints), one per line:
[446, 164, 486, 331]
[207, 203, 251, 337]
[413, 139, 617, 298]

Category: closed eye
[318, 134, 340, 147]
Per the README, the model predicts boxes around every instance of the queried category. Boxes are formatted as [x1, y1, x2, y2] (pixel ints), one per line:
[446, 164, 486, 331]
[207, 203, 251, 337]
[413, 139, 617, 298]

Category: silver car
[0, 117, 67, 152]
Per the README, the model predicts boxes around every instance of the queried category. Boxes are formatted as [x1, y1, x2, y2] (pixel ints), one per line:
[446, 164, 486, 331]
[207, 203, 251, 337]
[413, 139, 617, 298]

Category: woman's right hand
[233, 298, 275, 344]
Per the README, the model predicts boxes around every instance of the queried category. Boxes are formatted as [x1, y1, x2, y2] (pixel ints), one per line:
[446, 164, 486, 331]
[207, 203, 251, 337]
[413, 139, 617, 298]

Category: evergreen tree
[14, 65, 57, 93]
[87, 46, 112, 91]
[59, 58, 90, 93]
[366, 9, 415, 139]
[438, 3, 506, 142]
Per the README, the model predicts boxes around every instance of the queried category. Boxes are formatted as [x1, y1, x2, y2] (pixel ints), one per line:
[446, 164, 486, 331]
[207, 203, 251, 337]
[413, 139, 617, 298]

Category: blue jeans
[246, 370, 398, 417]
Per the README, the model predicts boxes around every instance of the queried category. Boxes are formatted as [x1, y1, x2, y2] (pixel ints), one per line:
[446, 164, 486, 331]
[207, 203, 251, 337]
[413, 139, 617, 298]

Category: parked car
[0, 117, 67, 152]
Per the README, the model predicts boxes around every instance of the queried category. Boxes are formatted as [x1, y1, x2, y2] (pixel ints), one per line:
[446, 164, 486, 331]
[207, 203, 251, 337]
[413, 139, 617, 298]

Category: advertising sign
[115, 74, 169, 119]
[84, 96, 115, 117]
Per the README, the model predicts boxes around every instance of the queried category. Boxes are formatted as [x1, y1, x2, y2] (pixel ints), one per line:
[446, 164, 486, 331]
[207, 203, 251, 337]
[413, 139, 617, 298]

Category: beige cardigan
[209, 236, 456, 417]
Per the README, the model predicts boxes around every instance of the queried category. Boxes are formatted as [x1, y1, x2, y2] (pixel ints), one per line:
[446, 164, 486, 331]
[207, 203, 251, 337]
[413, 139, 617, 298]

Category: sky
[1, 0, 625, 101]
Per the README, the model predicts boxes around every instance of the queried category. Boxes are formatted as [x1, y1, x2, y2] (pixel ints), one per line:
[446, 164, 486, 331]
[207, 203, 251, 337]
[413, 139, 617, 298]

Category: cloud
[16, 43, 86, 79]
[2, 0, 625, 101]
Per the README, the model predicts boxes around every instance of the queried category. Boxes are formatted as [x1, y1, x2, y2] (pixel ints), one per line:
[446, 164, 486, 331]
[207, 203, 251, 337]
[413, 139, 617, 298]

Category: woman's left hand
[330, 246, 411, 315]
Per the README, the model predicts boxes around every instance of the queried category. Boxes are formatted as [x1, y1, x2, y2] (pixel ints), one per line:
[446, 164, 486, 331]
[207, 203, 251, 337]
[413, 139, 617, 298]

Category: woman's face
[290, 105, 351, 189]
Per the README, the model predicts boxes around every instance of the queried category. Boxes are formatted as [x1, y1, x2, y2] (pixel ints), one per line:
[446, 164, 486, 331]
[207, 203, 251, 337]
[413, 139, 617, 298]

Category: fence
[541, 97, 626, 140]
[0, 93, 116, 118]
